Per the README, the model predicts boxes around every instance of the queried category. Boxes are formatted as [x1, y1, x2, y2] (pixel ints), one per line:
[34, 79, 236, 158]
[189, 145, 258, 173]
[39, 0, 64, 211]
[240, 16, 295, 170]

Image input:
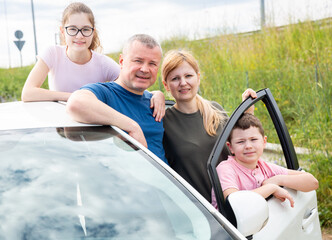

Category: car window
[0, 126, 233, 240]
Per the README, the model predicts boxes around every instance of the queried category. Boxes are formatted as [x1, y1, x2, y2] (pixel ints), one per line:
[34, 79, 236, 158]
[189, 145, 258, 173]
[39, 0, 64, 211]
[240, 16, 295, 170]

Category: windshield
[0, 126, 233, 240]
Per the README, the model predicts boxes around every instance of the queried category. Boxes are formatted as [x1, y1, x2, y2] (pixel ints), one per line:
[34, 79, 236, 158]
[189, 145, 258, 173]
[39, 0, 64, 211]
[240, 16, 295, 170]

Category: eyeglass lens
[65, 26, 94, 37]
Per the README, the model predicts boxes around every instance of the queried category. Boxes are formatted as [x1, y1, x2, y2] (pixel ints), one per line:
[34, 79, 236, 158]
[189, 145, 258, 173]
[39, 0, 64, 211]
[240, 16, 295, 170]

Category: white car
[0, 88, 322, 240]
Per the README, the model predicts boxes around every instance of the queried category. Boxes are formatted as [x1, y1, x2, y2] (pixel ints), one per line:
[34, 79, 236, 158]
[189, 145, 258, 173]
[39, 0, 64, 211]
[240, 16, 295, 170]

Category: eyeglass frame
[64, 26, 94, 37]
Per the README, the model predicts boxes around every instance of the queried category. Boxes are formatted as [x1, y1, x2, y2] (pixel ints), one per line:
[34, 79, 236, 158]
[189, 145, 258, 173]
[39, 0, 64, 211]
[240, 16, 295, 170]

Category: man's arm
[66, 89, 147, 147]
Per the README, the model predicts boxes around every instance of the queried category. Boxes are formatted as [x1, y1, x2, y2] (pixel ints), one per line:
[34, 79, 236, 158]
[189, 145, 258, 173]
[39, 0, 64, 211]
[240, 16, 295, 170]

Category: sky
[0, 0, 331, 68]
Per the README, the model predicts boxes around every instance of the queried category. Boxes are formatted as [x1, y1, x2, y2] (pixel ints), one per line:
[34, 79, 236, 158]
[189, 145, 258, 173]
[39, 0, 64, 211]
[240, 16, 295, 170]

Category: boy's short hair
[228, 113, 265, 142]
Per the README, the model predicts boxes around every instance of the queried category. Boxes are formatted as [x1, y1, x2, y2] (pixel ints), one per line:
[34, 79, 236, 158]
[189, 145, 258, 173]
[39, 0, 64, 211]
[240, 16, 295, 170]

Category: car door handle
[302, 208, 318, 231]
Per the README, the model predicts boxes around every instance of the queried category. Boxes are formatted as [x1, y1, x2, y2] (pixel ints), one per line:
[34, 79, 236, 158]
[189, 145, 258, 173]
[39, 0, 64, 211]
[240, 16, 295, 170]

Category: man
[66, 34, 167, 164]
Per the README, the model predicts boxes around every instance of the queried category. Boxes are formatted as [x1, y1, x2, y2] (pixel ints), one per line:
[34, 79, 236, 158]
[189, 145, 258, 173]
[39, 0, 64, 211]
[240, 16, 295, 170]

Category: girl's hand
[150, 91, 165, 122]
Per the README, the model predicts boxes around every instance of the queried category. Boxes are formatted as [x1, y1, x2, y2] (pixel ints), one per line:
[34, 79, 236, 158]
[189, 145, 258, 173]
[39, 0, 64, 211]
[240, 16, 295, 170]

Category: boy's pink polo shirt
[211, 156, 288, 208]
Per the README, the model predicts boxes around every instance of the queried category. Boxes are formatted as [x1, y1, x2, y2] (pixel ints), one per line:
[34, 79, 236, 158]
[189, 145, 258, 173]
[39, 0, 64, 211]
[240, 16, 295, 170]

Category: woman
[162, 49, 256, 202]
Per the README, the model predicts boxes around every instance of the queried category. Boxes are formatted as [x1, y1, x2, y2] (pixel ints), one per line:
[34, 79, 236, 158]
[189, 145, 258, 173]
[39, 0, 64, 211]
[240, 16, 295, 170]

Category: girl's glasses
[65, 26, 94, 37]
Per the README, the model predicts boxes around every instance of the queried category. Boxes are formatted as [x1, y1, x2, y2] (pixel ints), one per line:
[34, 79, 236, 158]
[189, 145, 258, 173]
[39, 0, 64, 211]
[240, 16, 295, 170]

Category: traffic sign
[15, 30, 23, 40]
[14, 40, 25, 51]
[13, 30, 25, 67]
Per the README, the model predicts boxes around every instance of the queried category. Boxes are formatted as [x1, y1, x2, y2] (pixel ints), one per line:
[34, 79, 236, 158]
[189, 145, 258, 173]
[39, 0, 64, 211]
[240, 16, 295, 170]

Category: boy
[211, 113, 318, 208]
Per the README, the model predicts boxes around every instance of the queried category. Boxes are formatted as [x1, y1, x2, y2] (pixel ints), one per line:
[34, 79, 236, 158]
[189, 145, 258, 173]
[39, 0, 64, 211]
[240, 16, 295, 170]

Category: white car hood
[0, 101, 98, 130]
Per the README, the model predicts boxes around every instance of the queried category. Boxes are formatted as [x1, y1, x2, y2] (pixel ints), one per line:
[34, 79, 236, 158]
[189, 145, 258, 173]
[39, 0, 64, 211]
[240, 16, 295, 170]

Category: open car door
[207, 88, 322, 240]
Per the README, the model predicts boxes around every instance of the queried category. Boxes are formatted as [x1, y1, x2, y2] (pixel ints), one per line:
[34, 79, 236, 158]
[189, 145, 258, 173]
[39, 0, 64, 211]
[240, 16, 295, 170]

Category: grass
[0, 18, 331, 228]
[0, 66, 49, 102]
[0, 67, 32, 102]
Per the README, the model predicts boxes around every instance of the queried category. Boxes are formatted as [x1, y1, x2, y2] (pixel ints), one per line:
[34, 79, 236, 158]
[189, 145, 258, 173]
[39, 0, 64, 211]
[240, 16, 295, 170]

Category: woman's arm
[21, 58, 71, 102]
[150, 90, 165, 122]
[262, 170, 319, 192]
[242, 88, 257, 114]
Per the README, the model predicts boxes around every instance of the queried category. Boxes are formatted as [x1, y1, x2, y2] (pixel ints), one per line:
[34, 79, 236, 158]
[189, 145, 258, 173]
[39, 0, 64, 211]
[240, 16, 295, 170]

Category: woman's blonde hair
[162, 50, 227, 136]
[60, 2, 102, 52]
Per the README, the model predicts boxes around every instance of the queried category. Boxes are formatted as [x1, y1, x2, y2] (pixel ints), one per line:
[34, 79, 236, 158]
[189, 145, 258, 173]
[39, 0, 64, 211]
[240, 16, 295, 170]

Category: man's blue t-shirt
[81, 82, 168, 164]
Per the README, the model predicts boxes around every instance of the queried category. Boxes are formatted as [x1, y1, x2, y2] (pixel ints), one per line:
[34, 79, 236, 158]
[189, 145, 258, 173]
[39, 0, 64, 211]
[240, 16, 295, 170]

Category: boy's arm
[223, 188, 238, 199]
[253, 184, 294, 207]
[150, 90, 165, 122]
[67, 89, 147, 147]
[224, 184, 294, 207]
[262, 170, 319, 192]
[252, 183, 293, 205]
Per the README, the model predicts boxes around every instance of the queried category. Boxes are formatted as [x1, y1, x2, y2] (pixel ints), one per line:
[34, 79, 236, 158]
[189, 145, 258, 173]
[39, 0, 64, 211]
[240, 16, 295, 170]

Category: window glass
[0, 127, 233, 240]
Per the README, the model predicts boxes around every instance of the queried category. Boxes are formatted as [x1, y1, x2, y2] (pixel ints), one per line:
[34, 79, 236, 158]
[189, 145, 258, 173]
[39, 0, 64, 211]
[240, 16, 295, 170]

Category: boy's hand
[242, 88, 257, 114]
[273, 186, 294, 207]
[150, 91, 165, 122]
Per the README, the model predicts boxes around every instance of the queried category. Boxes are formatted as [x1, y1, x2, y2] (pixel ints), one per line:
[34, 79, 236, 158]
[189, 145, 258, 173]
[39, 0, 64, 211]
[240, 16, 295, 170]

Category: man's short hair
[228, 113, 265, 142]
[122, 34, 162, 55]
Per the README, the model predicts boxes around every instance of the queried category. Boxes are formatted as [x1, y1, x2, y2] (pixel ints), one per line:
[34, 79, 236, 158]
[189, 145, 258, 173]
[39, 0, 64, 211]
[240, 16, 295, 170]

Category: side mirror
[227, 191, 269, 237]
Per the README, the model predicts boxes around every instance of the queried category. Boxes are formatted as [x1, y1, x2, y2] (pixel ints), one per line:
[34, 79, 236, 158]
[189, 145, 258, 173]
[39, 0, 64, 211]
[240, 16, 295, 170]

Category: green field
[1, 18, 331, 228]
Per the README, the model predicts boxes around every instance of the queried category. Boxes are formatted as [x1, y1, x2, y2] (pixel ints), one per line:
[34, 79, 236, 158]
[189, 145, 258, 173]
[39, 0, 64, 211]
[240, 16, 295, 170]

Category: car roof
[0, 101, 98, 131]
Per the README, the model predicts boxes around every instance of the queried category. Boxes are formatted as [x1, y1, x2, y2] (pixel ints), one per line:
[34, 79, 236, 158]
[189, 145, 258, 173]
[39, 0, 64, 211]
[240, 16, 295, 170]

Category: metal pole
[31, 0, 38, 61]
[4, 0, 11, 68]
[20, 49, 23, 67]
[260, 0, 265, 29]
